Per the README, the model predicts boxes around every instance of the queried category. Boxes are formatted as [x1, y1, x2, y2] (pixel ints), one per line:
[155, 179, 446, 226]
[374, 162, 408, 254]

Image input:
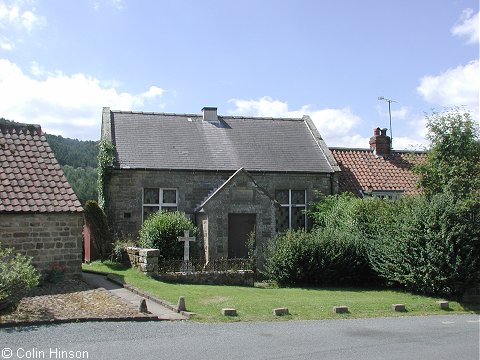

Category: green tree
[61, 165, 97, 204]
[415, 109, 480, 198]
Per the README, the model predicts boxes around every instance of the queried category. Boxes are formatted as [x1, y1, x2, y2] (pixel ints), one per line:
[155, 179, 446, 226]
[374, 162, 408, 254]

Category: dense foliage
[46, 133, 99, 205]
[97, 140, 115, 209]
[264, 227, 374, 287]
[84, 200, 112, 261]
[139, 211, 197, 261]
[46, 133, 98, 205]
[368, 192, 480, 298]
[0, 245, 40, 310]
[414, 109, 480, 198]
[62, 165, 97, 204]
[45, 134, 98, 168]
[265, 193, 381, 287]
[266, 192, 480, 298]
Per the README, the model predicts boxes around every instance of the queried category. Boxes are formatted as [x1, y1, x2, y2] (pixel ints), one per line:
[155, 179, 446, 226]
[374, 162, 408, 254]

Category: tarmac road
[1, 314, 479, 360]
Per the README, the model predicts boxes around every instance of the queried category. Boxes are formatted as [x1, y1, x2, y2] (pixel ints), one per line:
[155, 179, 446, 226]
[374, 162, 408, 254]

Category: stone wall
[105, 169, 336, 237]
[126, 247, 159, 275]
[0, 212, 84, 278]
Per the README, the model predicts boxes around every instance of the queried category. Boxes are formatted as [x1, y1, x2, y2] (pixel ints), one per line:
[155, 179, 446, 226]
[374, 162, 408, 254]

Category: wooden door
[228, 214, 256, 259]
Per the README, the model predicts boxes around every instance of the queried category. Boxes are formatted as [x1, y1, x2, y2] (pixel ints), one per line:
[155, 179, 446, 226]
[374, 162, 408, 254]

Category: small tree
[139, 211, 197, 261]
[84, 200, 112, 261]
[415, 109, 480, 198]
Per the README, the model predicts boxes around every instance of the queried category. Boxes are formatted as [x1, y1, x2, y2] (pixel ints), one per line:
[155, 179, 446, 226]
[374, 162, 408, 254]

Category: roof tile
[331, 148, 426, 196]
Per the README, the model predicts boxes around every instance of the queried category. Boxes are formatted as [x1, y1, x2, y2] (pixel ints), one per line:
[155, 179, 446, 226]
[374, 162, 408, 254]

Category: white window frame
[276, 189, 307, 231]
[142, 188, 178, 222]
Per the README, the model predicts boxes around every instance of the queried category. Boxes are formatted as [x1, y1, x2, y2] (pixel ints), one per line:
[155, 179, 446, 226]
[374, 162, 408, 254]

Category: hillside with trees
[45, 134, 98, 204]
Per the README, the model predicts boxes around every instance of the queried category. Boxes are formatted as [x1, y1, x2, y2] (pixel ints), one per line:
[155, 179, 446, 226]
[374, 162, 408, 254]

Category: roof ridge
[222, 116, 303, 121]
[111, 110, 200, 117]
[111, 110, 303, 121]
[330, 147, 426, 154]
[0, 122, 42, 136]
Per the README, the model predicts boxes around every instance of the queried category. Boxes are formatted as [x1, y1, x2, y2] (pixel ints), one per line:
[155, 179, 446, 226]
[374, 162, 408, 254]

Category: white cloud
[0, 59, 166, 140]
[451, 8, 479, 44]
[90, 0, 125, 11]
[111, 0, 125, 10]
[228, 96, 289, 117]
[0, 1, 46, 50]
[0, 36, 14, 50]
[0, 1, 46, 32]
[417, 60, 479, 120]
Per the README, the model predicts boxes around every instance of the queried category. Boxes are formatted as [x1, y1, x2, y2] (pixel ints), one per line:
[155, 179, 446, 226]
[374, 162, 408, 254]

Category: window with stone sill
[275, 189, 307, 232]
[142, 188, 178, 221]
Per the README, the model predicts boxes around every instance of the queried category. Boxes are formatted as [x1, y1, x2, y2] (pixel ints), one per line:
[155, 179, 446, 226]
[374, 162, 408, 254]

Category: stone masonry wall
[105, 169, 336, 237]
[199, 170, 276, 261]
[126, 247, 159, 275]
[0, 212, 84, 278]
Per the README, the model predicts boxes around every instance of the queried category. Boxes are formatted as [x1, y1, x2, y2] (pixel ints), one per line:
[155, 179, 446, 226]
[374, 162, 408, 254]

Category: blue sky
[0, 0, 478, 149]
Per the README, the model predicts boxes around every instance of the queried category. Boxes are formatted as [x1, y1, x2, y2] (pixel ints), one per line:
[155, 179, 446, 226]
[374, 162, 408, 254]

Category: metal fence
[158, 258, 253, 273]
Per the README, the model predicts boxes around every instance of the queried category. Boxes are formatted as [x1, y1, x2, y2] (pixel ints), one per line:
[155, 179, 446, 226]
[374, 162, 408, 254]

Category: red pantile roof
[331, 148, 426, 196]
[0, 122, 83, 213]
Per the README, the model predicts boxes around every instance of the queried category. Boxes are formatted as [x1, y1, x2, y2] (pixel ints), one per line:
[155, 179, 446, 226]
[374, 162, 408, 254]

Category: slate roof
[105, 110, 336, 173]
[0, 121, 83, 213]
[330, 148, 426, 196]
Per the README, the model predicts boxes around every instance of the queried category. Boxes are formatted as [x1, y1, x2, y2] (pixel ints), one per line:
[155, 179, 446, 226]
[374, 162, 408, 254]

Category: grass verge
[83, 261, 479, 323]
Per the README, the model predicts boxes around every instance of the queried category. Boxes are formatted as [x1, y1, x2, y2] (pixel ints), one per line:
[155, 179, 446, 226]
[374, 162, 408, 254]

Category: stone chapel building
[101, 107, 340, 261]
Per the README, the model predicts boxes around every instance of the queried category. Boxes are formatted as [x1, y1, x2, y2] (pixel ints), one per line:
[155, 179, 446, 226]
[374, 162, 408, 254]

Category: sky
[0, 0, 478, 149]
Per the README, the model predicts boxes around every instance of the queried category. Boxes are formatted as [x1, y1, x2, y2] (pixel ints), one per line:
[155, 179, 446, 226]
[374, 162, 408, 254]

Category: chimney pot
[369, 126, 391, 156]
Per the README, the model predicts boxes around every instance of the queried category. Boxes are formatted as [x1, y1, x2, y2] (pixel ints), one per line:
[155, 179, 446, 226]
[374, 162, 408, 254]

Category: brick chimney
[369, 127, 391, 156]
[202, 107, 218, 123]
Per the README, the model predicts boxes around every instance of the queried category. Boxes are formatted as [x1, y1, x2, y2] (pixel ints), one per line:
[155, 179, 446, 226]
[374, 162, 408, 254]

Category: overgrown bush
[368, 192, 480, 299]
[0, 245, 40, 310]
[263, 228, 375, 287]
[84, 200, 112, 261]
[138, 211, 197, 261]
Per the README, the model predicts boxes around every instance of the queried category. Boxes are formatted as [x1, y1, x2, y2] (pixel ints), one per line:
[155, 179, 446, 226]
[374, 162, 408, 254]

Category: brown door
[228, 214, 256, 259]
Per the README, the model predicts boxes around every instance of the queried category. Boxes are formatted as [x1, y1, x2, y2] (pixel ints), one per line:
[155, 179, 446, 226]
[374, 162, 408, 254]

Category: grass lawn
[83, 261, 479, 323]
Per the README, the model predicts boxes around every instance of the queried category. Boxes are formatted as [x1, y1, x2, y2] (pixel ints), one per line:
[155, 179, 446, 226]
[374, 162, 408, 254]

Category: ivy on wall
[97, 140, 115, 209]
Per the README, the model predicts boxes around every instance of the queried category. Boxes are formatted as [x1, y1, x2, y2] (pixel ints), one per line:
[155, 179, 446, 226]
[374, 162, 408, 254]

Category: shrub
[138, 211, 197, 261]
[0, 245, 40, 310]
[263, 228, 375, 287]
[368, 193, 480, 299]
[84, 200, 112, 261]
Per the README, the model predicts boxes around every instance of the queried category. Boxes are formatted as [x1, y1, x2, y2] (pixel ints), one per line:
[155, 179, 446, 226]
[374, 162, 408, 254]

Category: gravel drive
[0, 278, 152, 324]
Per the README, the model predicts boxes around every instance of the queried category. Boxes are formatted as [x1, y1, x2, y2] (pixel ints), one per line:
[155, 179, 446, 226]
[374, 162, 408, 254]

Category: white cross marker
[178, 230, 196, 262]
